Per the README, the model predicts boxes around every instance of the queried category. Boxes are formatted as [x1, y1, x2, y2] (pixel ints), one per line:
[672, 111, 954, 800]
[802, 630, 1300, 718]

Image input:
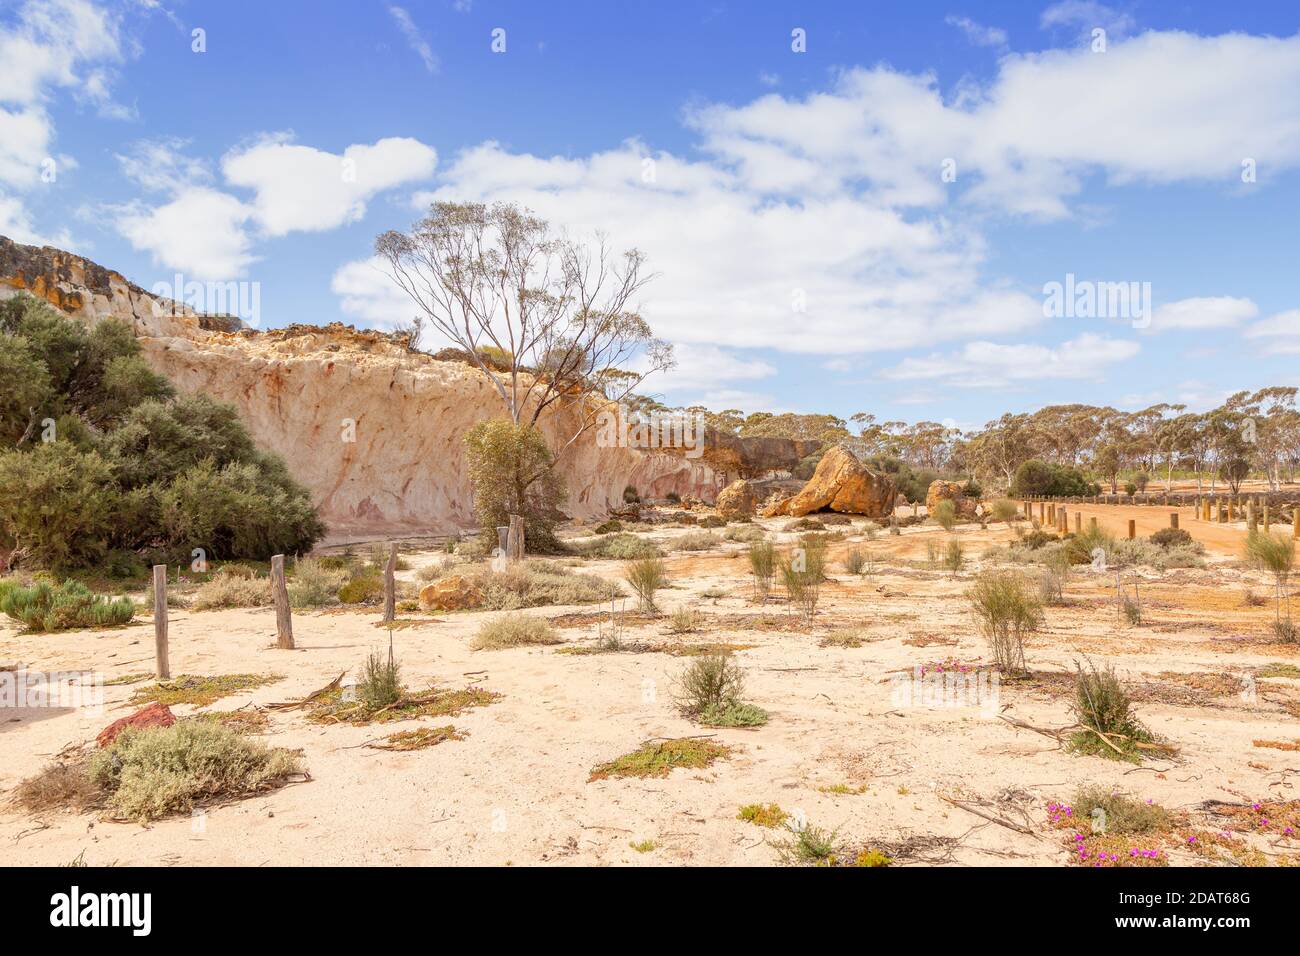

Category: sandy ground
[2, 511, 1299, 867]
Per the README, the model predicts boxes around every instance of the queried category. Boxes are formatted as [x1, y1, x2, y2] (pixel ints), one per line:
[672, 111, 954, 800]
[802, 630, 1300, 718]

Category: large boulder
[419, 574, 483, 611]
[97, 701, 175, 748]
[925, 480, 978, 519]
[761, 446, 896, 518]
[715, 479, 758, 520]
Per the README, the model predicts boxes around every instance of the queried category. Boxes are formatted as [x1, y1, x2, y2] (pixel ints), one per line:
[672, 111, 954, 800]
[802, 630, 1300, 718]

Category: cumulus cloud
[1245, 309, 1300, 354]
[881, 333, 1139, 388]
[1147, 296, 1258, 333]
[111, 135, 436, 277]
[1040, 1, 1136, 41]
[113, 187, 256, 278]
[223, 135, 437, 236]
[0, 0, 129, 236]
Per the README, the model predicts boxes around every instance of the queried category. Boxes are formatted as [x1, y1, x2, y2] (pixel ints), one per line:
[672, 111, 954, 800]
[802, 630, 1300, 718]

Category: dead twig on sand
[940, 795, 1040, 839]
[266, 671, 345, 710]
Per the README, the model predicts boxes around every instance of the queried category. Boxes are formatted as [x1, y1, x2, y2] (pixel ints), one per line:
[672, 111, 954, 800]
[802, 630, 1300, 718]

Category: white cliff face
[0, 238, 722, 539]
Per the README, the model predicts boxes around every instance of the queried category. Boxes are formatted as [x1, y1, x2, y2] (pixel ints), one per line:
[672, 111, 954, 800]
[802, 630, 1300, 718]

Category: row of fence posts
[150, 515, 529, 680]
[1019, 495, 1300, 550]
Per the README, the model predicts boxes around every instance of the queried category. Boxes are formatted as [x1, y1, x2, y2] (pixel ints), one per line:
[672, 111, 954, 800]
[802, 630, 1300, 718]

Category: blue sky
[3, 0, 1299, 431]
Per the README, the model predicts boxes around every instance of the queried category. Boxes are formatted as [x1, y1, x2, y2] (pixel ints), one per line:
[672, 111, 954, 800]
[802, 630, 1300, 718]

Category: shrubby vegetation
[0, 295, 322, 574]
[1011, 459, 1098, 499]
[0, 578, 134, 632]
[463, 419, 565, 553]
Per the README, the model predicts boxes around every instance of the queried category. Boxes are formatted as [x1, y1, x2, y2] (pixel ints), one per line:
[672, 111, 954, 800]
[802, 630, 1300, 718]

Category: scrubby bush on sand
[748, 540, 777, 601]
[1069, 660, 1158, 761]
[625, 557, 667, 613]
[190, 568, 270, 610]
[966, 570, 1042, 675]
[463, 419, 565, 553]
[0, 579, 133, 632]
[674, 652, 768, 726]
[87, 721, 301, 822]
[781, 536, 826, 619]
[358, 649, 401, 709]
[472, 612, 561, 649]
[1246, 530, 1296, 642]
[288, 557, 349, 608]
[931, 499, 957, 531]
[990, 499, 1019, 524]
[572, 532, 662, 560]
[474, 561, 620, 610]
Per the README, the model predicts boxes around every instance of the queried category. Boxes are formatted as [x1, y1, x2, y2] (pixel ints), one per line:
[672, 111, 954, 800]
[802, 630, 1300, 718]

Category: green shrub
[87, 720, 301, 822]
[931, 499, 957, 531]
[781, 539, 825, 619]
[472, 612, 561, 650]
[941, 538, 964, 575]
[0, 298, 322, 573]
[1149, 527, 1192, 549]
[1069, 660, 1155, 761]
[674, 652, 767, 726]
[572, 532, 661, 560]
[667, 607, 700, 633]
[748, 540, 777, 601]
[358, 650, 401, 710]
[593, 519, 622, 535]
[698, 514, 725, 529]
[337, 571, 384, 605]
[474, 561, 619, 609]
[844, 547, 866, 575]
[626, 557, 667, 612]
[966, 570, 1042, 675]
[0, 579, 134, 632]
[990, 499, 1019, 523]
[288, 557, 349, 608]
[191, 568, 270, 610]
[1246, 530, 1296, 640]
[463, 419, 566, 553]
[1011, 459, 1094, 498]
[1072, 785, 1171, 834]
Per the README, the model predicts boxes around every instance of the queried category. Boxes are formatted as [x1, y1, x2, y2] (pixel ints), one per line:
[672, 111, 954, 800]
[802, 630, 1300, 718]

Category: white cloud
[331, 255, 415, 329]
[115, 136, 211, 193]
[110, 136, 437, 277]
[1147, 296, 1257, 333]
[1245, 309, 1300, 354]
[113, 187, 256, 278]
[945, 15, 1008, 49]
[223, 134, 437, 236]
[1040, 1, 1136, 41]
[688, 31, 1300, 218]
[881, 333, 1139, 387]
[387, 5, 438, 74]
[399, 141, 1043, 355]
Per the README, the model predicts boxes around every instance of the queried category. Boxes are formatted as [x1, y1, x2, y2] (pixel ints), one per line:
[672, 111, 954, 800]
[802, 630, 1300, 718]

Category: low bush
[358, 650, 401, 710]
[625, 557, 667, 613]
[0, 579, 133, 632]
[673, 652, 768, 726]
[593, 519, 622, 535]
[966, 570, 1042, 675]
[572, 533, 662, 560]
[472, 612, 561, 650]
[722, 525, 765, 543]
[1071, 785, 1172, 834]
[88, 720, 301, 822]
[698, 515, 725, 528]
[667, 607, 700, 634]
[337, 571, 384, 605]
[674, 532, 720, 552]
[844, 548, 866, 575]
[1149, 527, 1192, 549]
[191, 568, 270, 610]
[931, 499, 957, 531]
[474, 561, 620, 610]
[941, 539, 964, 575]
[288, 557, 349, 609]
[1069, 660, 1156, 761]
[748, 540, 777, 601]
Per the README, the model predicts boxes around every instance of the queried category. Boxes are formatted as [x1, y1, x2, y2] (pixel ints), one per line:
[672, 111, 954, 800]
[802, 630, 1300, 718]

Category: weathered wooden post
[1293, 509, 1299, 539]
[152, 564, 169, 680]
[507, 514, 526, 562]
[1075, 512, 1082, 533]
[383, 543, 397, 624]
[1128, 519, 1136, 540]
[1170, 512, 1179, 530]
[271, 554, 293, 649]
[1090, 516, 1098, 532]
[1263, 504, 1271, 530]
[1247, 500, 1258, 533]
